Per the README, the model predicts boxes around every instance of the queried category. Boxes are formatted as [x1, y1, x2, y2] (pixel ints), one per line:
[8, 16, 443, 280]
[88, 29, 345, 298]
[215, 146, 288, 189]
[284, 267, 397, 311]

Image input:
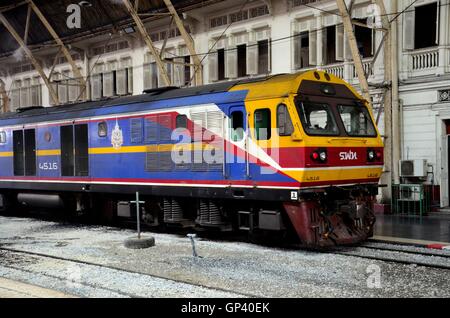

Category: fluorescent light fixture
[123, 26, 135, 34]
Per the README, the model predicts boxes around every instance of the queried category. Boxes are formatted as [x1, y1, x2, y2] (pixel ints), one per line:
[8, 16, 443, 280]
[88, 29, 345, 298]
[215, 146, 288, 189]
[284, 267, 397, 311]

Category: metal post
[187, 233, 198, 257]
[136, 192, 141, 239]
[130, 191, 145, 239]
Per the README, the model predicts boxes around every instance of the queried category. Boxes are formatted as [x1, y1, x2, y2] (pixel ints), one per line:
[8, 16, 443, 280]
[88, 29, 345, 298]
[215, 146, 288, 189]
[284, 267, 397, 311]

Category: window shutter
[50, 83, 58, 105]
[173, 58, 185, 87]
[320, 28, 327, 65]
[208, 51, 218, 82]
[91, 74, 102, 100]
[293, 32, 302, 69]
[116, 69, 127, 95]
[103, 71, 114, 97]
[157, 66, 167, 88]
[58, 83, 68, 104]
[143, 64, 152, 90]
[344, 31, 352, 60]
[436, 0, 440, 45]
[11, 89, 20, 109]
[31, 85, 40, 105]
[127, 67, 133, 94]
[225, 46, 238, 79]
[68, 78, 80, 102]
[309, 30, 317, 66]
[246, 41, 259, 75]
[336, 24, 344, 61]
[403, 8, 415, 50]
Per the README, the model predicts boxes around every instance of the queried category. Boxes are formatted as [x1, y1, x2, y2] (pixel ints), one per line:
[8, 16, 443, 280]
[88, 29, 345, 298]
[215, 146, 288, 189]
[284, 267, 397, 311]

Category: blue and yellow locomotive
[0, 71, 383, 247]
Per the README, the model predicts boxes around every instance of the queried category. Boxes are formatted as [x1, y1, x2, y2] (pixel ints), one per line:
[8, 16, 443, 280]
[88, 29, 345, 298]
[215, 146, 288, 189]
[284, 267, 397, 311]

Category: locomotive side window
[13, 129, 36, 176]
[98, 122, 107, 137]
[297, 102, 339, 136]
[176, 115, 188, 129]
[230, 111, 244, 142]
[0, 131, 6, 144]
[13, 130, 25, 176]
[338, 105, 377, 137]
[254, 109, 271, 140]
[277, 104, 294, 136]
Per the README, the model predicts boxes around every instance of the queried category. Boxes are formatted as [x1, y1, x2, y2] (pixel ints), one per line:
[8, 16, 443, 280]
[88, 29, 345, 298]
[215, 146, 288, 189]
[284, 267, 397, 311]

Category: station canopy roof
[0, 0, 219, 57]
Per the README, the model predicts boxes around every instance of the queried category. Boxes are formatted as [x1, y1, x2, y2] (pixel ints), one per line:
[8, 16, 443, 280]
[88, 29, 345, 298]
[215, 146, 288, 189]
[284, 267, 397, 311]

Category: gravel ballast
[0, 216, 449, 298]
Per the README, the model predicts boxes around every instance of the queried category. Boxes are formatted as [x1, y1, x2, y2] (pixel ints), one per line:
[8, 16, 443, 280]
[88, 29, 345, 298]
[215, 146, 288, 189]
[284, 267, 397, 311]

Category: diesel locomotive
[0, 70, 384, 247]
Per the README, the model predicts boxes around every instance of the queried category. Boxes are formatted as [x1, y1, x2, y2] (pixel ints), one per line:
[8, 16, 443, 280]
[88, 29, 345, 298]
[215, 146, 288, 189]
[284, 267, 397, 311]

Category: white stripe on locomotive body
[0, 102, 380, 176]
[0, 103, 220, 130]
[0, 178, 378, 190]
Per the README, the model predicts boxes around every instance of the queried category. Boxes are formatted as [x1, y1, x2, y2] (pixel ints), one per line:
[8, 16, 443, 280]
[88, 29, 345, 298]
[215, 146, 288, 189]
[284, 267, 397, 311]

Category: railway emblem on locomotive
[111, 120, 124, 150]
[339, 150, 358, 161]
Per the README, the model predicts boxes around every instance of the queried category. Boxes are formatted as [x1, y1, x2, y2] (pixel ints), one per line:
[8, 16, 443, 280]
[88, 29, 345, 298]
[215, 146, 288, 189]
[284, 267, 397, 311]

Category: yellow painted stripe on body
[89, 145, 147, 154]
[284, 166, 383, 183]
[0, 151, 13, 157]
[89, 143, 219, 154]
[36, 149, 61, 156]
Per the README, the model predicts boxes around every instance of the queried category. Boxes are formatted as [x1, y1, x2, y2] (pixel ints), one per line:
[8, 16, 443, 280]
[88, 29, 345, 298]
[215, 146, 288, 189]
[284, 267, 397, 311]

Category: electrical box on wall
[399, 160, 428, 177]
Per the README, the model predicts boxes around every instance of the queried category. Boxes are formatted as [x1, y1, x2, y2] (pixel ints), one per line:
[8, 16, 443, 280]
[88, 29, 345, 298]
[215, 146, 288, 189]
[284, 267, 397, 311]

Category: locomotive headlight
[368, 149, 376, 161]
[311, 149, 327, 163]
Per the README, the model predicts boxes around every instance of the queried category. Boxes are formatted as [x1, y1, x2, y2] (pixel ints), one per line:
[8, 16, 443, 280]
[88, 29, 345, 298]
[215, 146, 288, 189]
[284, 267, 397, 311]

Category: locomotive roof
[0, 71, 362, 126]
[0, 76, 274, 123]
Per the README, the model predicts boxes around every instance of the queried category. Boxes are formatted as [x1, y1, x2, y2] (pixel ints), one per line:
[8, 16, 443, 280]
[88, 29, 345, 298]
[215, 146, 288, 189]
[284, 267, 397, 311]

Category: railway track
[332, 242, 450, 270]
[0, 246, 252, 298]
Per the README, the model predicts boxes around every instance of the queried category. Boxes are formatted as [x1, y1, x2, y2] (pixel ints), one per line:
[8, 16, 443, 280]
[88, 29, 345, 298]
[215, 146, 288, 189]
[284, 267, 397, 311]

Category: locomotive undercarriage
[0, 184, 377, 248]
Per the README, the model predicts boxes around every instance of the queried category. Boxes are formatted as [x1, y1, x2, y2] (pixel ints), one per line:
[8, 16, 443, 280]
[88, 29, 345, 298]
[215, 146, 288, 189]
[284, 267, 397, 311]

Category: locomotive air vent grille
[159, 152, 173, 171]
[130, 118, 143, 143]
[159, 115, 172, 141]
[145, 152, 158, 171]
[144, 118, 158, 143]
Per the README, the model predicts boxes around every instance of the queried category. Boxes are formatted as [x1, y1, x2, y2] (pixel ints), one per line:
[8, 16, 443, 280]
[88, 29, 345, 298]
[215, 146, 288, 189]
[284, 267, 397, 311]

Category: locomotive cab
[232, 70, 383, 247]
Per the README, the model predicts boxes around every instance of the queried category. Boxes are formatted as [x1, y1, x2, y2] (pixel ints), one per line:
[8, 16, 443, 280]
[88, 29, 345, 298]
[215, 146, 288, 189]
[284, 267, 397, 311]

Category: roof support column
[122, 0, 171, 86]
[26, 0, 87, 99]
[0, 12, 59, 105]
[162, 0, 203, 85]
[336, 0, 372, 106]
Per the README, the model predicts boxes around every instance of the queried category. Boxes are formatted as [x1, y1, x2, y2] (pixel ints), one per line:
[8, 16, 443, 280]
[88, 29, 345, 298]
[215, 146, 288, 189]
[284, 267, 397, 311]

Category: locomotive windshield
[296, 100, 377, 137]
[338, 104, 377, 137]
[297, 102, 339, 136]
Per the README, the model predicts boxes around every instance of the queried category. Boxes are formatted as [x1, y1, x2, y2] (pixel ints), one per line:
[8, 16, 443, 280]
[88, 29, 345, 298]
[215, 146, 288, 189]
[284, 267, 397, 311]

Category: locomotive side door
[226, 105, 248, 181]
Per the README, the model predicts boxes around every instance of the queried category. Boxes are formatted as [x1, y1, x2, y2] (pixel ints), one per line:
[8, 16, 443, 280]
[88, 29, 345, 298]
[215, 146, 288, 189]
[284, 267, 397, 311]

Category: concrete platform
[374, 214, 450, 244]
[0, 278, 75, 298]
